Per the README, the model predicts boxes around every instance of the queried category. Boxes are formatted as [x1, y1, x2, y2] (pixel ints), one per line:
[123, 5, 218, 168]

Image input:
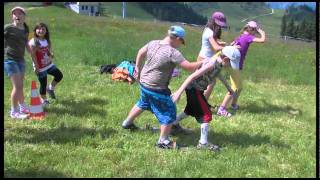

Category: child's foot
[10, 111, 28, 120]
[197, 142, 221, 152]
[20, 105, 30, 114]
[47, 89, 56, 99]
[217, 107, 232, 117]
[231, 104, 239, 111]
[122, 123, 139, 130]
[42, 99, 50, 107]
[170, 123, 193, 135]
[156, 140, 179, 149]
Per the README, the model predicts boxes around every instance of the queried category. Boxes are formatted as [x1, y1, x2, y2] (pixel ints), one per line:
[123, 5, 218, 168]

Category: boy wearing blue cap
[122, 26, 202, 149]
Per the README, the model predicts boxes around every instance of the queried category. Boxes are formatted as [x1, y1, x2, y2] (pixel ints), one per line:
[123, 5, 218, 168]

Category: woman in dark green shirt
[4, 6, 31, 119]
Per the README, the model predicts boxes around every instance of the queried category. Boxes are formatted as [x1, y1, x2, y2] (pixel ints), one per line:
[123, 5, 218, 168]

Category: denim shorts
[4, 59, 25, 77]
[136, 84, 176, 125]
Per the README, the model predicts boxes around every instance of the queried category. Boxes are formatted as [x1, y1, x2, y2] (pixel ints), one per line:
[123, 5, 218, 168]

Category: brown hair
[205, 18, 221, 39]
[33, 22, 51, 47]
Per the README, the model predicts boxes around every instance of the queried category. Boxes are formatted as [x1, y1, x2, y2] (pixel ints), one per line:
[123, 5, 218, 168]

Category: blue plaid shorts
[136, 84, 176, 125]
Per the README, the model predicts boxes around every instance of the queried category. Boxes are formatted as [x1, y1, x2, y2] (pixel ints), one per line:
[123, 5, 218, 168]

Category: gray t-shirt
[4, 24, 29, 61]
[140, 40, 185, 89]
[189, 57, 223, 91]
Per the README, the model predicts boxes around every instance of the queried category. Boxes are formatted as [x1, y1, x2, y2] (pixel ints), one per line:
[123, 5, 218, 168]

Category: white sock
[49, 84, 54, 90]
[199, 123, 209, 144]
[122, 118, 133, 127]
[173, 112, 188, 125]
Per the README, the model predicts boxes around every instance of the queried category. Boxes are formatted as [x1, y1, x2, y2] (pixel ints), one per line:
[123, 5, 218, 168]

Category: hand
[171, 92, 181, 103]
[233, 44, 241, 49]
[34, 65, 40, 74]
[257, 28, 265, 35]
[218, 41, 227, 47]
[133, 67, 140, 80]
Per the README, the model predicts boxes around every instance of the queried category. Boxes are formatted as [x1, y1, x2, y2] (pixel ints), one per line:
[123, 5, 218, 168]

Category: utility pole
[122, 2, 126, 19]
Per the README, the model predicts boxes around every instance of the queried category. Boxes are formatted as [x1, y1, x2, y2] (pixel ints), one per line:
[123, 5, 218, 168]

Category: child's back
[234, 33, 255, 70]
[190, 53, 223, 91]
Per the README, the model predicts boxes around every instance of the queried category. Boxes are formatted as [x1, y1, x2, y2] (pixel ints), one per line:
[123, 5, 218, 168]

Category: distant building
[68, 2, 100, 16]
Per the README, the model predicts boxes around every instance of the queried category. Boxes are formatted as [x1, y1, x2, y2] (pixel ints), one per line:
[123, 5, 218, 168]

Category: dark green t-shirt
[4, 23, 29, 61]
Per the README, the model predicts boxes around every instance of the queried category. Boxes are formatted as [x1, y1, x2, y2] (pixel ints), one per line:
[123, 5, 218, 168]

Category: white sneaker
[10, 111, 28, 120]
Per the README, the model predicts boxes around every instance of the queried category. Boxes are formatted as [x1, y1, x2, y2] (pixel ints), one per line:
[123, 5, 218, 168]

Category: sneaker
[231, 104, 239, 111]
[197, 142, 221, 152]
[170, 124, 193, 135]
[47, 89, 56, 99]
[217, 107, 232, 117]
[42, 99, 50, 107]
[156, 140, 179, 149]
[20, 105, 30, 114]
[122, 123, 139, 130]
[10, 111, 28, 120]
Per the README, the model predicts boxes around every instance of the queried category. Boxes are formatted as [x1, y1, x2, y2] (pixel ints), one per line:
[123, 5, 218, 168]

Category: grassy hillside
[100, 2, 154, 20]
[4, 3, 316, 178]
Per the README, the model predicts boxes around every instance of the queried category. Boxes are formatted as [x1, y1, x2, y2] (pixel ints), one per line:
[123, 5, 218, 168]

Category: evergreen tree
[286, 18, 295, 37]
[281, 15, 287, 36]
[298, 19, 307, 39]
[292, 24, 299, 38]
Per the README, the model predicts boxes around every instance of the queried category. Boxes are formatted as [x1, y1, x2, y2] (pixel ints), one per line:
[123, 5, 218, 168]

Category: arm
[133, 44, 147, 80]
[253, 28, 265, 43]
[179, 60, 202, 72]
[29, 44, 40, 73]
[26, 39, 31, 55]
[209, 36, 224, 52]
[48, 44, 54, 59]
[171, 63, 214, 103]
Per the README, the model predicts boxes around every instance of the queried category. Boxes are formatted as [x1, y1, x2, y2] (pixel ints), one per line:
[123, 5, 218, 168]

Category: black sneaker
[122, 123, 139, 130]
[197, 142, 221, 152]
[170, 124, 193, 135]
[47, 89, 56, 99]
[156, 140, 179, 149]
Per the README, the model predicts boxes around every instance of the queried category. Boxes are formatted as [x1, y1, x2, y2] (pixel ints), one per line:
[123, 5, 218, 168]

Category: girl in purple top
[217, 21, 266, 117]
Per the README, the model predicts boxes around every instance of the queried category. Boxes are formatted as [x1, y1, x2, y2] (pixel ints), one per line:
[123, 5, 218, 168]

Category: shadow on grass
[5, 168, 68, 178]
[5, 125, 117, 145]
[240, 99, 302, 115]
[174, 130, 290, 149]
[49, 97, 108, 118]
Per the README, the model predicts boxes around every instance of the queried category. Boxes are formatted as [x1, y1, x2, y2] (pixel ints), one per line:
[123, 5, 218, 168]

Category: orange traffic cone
[29, 81, 46, 120]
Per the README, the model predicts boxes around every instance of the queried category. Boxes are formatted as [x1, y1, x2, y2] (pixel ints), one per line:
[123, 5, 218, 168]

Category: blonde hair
[240, 25, 257, 35]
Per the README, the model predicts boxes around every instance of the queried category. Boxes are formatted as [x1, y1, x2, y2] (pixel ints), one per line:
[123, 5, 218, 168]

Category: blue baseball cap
[168, 26, 185, 44]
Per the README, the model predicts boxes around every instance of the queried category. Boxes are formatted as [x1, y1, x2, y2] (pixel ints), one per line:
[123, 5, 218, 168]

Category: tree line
[137, 2, 207, 25]
[280, 5, 316, 41]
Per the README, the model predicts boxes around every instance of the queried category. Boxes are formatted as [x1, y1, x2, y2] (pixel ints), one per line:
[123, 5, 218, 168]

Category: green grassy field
[4, 4, 316, 178]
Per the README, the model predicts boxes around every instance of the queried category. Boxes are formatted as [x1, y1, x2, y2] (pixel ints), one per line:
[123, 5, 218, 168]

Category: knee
[55, 73, 63, 82]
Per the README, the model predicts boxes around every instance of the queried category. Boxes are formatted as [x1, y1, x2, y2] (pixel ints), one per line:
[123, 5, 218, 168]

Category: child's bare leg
[231, 89, 241, 106]
[204, 79, 216, 100]
[122, 105, 144, 126]
[220, 92, 233, 108]
[158, 124, 173, 143]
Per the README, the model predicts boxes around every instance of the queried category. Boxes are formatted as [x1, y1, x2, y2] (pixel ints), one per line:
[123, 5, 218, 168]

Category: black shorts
[184, 87, 212, 123]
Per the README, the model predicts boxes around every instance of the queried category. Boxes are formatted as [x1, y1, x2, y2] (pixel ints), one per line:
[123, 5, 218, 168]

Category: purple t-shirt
[234, 33, 255, 70]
